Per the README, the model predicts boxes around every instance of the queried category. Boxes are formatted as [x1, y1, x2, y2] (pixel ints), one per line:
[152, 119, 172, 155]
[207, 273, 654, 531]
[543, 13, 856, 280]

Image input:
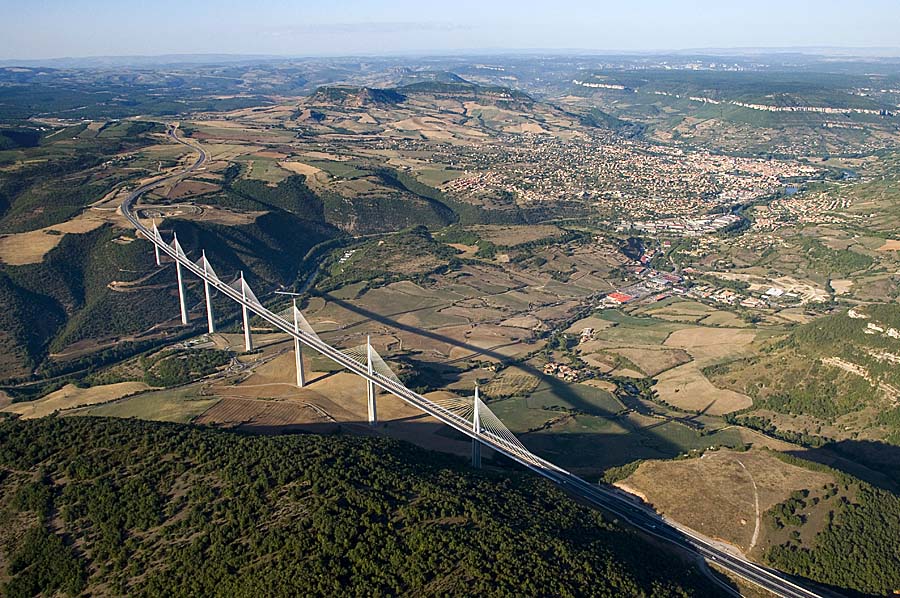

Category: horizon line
[4, 45, 900, 64]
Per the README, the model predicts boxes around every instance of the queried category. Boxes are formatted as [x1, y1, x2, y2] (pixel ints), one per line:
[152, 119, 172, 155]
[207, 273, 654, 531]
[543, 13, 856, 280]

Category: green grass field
[237, 156, 291, 184]
[525, 381, 624, 415]
[304, 159, 368, 179]
[75, 387, 220, 423]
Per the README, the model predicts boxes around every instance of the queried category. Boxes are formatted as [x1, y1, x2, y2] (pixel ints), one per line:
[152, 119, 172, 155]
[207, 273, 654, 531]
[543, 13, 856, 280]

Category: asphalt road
[121, 126, 836, 598]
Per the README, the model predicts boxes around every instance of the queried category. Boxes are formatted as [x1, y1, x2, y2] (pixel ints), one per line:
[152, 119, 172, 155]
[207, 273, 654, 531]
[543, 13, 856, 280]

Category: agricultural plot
[469, 224, 563, 246]
[524, 381, 624, 416]
[303, 159, 368, 179]
[480, 368, 540, 399]
[483, 371, 745, 475]
[640, 300, 716, 323]
[699, 311, 749, 327]
[570, 310, 757, 414]
[0, 214, 108, 265]
[236, 155, 292, 185]
[3, 381, 149, 419]
[75, 386, 221, 424]
[605, 347, 691, 377]
[195, 397, 329, 433]
[621, 449, 833, 555]
[653, 327, 757, 414]
[590, 310, 683, 345]
[654, 365, 753, 415]
[518, 415, 743, 476]
[416, 167, 462, 187]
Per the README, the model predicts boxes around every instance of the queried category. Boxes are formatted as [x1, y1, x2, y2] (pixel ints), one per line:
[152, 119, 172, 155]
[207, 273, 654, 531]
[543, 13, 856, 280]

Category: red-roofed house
[606, 292, 635, 304]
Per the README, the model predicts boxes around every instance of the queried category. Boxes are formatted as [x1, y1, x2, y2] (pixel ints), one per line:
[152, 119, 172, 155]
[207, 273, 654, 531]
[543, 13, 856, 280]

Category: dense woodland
[763, 458, 900, 597]
[0, 417, 728, 597]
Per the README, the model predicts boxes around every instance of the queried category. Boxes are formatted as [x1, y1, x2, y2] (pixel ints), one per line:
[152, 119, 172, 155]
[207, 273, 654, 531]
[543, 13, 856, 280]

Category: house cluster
[626, 213, 742, 237]
[405, 128, 819, 222]
[600, 265, 685, 307]
[543, 362, 588, 382]
[752, 192, 858, 231]
[685, 283, 802, 309]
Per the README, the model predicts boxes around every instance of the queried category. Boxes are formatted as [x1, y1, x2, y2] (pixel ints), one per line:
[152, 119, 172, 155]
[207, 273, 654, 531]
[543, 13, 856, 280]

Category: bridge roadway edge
[117, 125, 832, 598]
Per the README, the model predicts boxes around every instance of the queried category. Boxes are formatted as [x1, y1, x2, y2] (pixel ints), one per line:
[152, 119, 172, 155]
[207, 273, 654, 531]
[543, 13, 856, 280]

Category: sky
[1, 0, 899, 59]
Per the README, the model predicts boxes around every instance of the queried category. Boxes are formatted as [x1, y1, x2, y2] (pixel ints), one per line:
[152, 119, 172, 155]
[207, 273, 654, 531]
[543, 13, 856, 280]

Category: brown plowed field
[195, 397, 335, 433]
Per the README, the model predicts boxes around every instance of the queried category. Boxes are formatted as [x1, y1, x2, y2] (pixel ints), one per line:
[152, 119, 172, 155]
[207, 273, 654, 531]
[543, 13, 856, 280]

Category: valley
[0, 53, 899, 597]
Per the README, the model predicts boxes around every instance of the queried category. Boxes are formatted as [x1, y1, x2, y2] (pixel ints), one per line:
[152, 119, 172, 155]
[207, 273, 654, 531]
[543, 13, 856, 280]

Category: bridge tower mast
[173, 232, 188, 325]
[293, 299, 305, 388]
[472, 386, 481, 468]
[151, 221, 161, 266]
[201, 250, 215, 334]
[240, 271, 253, 352]
[366, 336, 377, 425]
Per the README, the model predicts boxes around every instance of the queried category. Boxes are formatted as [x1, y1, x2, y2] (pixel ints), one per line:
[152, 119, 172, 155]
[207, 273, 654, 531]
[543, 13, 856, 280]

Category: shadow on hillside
[317, 291, 701, 470]
[786, 439, 900, 494]
[223, 419, 810, 598]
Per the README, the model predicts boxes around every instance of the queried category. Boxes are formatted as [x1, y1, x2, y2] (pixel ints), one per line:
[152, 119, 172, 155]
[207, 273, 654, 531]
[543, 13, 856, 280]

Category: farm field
[194, 397, 332, 433]
[654, 327, 757, 414]
[488, 379, 745, 475]
[3, 381, 150, 418]
[75, 386, 221, 423]
[571, 308, 759, 414]
[0, 214, 110, 265]
[620, 448, 834, 556]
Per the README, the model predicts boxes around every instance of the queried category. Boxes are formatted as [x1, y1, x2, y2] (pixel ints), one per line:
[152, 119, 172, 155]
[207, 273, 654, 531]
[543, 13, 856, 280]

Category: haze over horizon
[2, 0, 899, 61]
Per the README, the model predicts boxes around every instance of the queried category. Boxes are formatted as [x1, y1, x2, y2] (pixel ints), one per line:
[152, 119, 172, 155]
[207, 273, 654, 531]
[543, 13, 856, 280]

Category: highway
[121, 126, 834, 598]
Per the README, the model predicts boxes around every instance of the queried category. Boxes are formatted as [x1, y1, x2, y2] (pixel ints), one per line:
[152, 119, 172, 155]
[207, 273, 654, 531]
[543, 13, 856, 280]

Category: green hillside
[0, 225, 169, 377]
[761, 455, 900, 597]
[169, 212, 338, 286]
[0, 417, 726, 597]
[0, 210, 339, 382]
[708, 304, 900, 483]
[0, 121, 164, 233]
[709, 304, 900, 421]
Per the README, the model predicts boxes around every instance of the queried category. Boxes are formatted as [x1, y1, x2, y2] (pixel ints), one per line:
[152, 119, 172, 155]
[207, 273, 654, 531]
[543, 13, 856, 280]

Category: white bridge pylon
[125, 202, 826, 596]
[344, 337, 402, 426]
[196, 250, 219, 334]
[230, 272, 257, 352]
[147, 228, 540, 471]
[275, 300, 320, 388]
[151, 221, 163, 266]
[171, 233, 188, 325]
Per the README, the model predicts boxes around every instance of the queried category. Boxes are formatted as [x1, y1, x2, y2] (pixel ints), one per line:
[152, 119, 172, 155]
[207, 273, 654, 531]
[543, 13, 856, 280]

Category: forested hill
[0, 417, 726, 597]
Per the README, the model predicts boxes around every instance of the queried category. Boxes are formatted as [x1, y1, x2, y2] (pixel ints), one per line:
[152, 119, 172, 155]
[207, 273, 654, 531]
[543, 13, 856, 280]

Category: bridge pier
[240, 271, 253, 352]
[201, 251, 215, 334]
[292, 299, 305, 388]
[173, 232, 188, 325]
[366, 336, 377, 425]
[175, 268, 188, 326]
[152, 221, 161, 266]
[472, 386, 481, 468]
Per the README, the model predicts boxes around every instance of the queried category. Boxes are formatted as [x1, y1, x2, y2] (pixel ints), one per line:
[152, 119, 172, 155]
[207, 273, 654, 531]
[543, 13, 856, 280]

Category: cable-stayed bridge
[118, 126, 832, 598]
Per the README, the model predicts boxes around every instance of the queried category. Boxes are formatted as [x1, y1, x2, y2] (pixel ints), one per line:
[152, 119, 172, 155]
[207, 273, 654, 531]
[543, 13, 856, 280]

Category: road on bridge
[120, 125, 838, 598]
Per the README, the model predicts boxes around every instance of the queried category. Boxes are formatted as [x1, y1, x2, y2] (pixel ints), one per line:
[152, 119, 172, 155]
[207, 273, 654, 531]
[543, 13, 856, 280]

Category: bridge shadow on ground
[313, 294, 900, 493]
[317, 292, 733, 476]
[786, 439, 900, 495]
